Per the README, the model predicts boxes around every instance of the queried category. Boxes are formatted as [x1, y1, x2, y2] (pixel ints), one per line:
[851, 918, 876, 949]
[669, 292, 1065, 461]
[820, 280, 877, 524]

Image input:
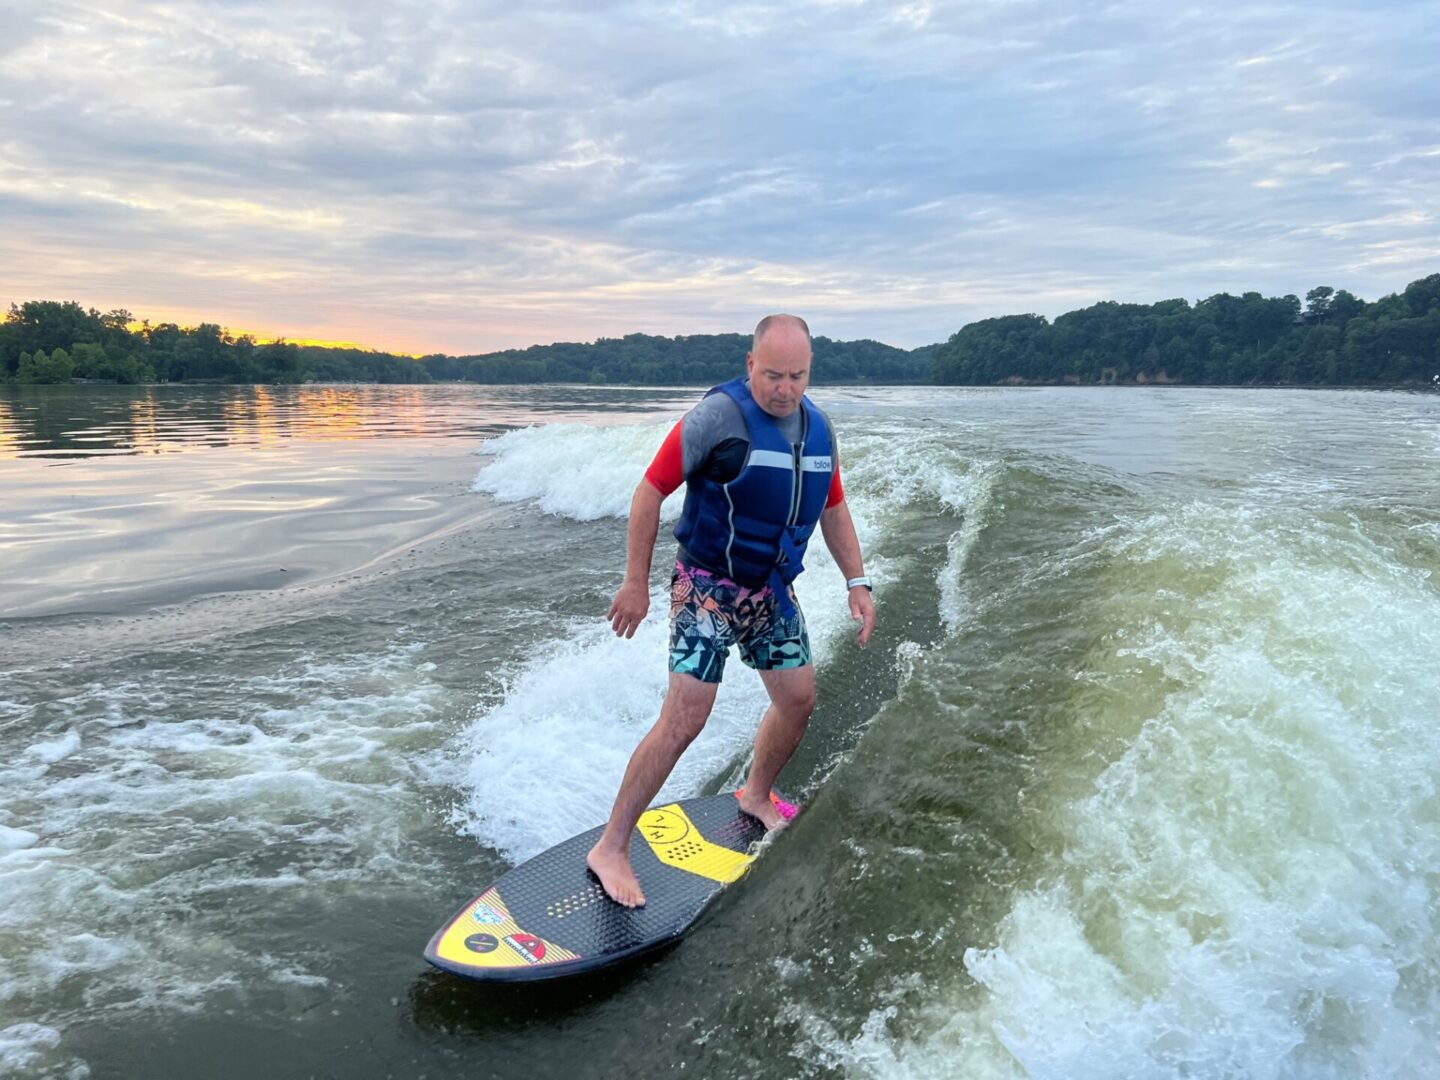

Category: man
[587, 314, 876, 907]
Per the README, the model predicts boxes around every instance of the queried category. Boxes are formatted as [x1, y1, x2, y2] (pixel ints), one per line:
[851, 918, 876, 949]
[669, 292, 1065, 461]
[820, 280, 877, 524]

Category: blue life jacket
[673, 377, 834, 614]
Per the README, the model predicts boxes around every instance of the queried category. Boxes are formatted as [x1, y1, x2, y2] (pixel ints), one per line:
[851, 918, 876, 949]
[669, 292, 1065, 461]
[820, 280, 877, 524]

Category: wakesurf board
[424, 791, 795, 982]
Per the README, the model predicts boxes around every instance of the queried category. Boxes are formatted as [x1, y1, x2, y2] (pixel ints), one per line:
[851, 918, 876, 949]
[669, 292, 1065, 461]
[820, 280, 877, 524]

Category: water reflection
[0, 395, 21, 458]
[0, 384, 701, 463]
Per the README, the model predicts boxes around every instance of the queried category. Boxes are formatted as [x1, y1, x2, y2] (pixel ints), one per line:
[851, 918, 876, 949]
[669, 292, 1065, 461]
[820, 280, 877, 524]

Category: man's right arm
[608, 479, 665, 639]
[608, 416, 687, 639]
[607, 401, 735, 638]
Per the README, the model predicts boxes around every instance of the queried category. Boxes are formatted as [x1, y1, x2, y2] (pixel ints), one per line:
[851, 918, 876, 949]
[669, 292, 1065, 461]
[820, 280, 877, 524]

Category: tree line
[3, 274, 1437, 388]
[932, 275, 1440, 386]
[421, 332, 929, 385]
[0, 302, 927, 386]
[0, 304, 428, 385]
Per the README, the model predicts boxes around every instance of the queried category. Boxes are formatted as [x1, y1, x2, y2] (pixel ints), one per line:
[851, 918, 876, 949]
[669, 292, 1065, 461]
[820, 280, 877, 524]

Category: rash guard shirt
[644, 389, 846, 507]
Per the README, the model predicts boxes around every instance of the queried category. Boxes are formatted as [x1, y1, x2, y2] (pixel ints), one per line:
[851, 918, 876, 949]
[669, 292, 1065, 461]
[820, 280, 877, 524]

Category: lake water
[2, 383, 1438, 1078]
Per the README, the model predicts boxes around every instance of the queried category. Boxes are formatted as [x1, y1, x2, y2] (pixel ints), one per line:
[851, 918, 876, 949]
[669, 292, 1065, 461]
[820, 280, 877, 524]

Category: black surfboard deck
[425, 792, 788, 982]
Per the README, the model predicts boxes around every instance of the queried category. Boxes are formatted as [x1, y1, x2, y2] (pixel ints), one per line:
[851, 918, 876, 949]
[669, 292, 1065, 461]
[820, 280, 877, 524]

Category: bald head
[746, 313, 813, 418]
[752, 314, 812, 354]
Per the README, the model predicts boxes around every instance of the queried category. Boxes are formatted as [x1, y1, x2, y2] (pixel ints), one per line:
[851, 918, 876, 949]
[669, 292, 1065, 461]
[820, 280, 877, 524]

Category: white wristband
[846, 576, 872, 592]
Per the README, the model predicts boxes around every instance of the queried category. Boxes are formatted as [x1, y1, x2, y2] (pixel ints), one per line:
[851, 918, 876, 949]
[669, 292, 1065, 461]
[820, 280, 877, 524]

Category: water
[1, 383, 1437, 1079]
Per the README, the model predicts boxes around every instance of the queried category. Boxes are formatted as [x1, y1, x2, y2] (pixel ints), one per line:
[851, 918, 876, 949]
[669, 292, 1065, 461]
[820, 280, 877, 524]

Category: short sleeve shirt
[644, 389, 845, 506]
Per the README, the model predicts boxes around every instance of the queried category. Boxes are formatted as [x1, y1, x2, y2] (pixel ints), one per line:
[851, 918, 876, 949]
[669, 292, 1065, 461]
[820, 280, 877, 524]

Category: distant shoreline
[3, 377, 1434, 391]
[8, 274, 1438, 388]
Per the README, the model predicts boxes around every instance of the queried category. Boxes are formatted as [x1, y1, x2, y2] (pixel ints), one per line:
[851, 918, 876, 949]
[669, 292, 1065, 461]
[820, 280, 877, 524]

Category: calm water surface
[1, 384, 1437, 1079]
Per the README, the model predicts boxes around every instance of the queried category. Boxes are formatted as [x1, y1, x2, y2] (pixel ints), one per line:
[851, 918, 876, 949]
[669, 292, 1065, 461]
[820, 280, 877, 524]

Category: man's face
[746, 327, 812, 419]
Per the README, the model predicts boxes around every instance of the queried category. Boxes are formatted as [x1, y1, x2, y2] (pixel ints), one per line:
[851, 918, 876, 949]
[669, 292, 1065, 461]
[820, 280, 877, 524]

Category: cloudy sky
[1, 0, 1436, 354]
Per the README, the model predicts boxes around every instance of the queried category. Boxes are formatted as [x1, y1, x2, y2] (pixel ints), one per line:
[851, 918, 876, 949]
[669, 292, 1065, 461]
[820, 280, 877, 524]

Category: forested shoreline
[932, 276, 1440, 387]
[2, 274, 1436, 388]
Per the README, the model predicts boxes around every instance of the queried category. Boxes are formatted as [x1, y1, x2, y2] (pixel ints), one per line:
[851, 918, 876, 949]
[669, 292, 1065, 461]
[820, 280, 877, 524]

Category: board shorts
[668, 561, 811, 683]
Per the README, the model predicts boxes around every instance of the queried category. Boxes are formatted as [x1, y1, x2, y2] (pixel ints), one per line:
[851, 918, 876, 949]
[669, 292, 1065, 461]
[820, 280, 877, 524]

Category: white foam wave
[26, 730, 81, 765]
[473, 422, 686, 521]
[0, 825, 40, 852]
[0, 1024, 88, 1079]
[936, 459, 999, 633]
[802, 501, 1440, 1077]
[0, 642, 452, 1051]
[436, 602, 769, 861]
[838, 421, 981, 517]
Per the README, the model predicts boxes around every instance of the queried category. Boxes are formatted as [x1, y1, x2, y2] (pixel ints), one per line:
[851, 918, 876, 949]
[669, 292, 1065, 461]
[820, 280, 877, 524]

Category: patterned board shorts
[668, 561, 812, 684]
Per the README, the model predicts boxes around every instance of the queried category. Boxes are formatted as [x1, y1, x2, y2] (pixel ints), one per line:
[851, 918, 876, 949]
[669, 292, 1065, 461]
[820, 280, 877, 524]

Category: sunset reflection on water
[0, 383, 697, 462]
[0, 396, 21, 458]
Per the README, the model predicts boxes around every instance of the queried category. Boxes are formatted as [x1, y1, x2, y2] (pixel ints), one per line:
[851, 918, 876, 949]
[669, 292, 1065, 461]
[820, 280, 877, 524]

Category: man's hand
[849, 585, 875, 646]
[609, 480, 664, 639]
[821, 499, 875, 646]
[608, 578, 650, 639]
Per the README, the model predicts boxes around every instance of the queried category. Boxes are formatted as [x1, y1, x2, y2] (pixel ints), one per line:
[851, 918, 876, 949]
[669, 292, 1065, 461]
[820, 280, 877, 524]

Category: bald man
[588, 314, 876, 907]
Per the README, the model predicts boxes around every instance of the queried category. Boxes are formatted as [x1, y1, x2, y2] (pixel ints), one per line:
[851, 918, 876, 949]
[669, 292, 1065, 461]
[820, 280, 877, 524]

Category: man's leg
[586, 672, 720, 907]
[737, 665, 816, 830]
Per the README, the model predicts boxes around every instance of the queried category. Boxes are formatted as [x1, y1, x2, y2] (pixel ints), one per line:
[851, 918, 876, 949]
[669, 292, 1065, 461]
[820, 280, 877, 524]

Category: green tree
[1305, 286, 1335, 322]
[70, 341, 113, 380]
[257, 340, 302, 383]
[1401, 274, 1440, 316]
[932, 314, 1049, 384]
[17, 348, 75, 383]
[1327, 289, 1364, 327]
[143, 322, 183, 381]
[1, 301, 101, 376]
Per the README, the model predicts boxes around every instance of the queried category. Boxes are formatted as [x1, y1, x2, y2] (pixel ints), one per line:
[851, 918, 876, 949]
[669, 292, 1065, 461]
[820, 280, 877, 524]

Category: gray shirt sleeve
[679, 392, 746, 478]
[680, 384, 815, 478]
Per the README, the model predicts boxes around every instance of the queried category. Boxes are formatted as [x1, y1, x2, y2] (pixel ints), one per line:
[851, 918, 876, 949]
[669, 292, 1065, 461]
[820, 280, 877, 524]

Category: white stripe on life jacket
[746, 451, 832, 472]
[747, 449, 793, 470]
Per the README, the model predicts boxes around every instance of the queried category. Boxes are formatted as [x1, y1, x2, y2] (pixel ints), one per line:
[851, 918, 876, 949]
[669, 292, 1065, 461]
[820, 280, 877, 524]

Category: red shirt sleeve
[644, 420, 685, 496]
[825, 461, 845, 508]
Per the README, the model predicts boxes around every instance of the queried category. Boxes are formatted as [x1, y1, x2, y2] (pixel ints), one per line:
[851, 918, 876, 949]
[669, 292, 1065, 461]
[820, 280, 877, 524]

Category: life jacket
[673, 377, 834, 614]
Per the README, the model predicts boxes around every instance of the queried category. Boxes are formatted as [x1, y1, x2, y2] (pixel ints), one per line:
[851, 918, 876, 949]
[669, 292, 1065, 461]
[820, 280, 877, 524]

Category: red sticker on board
[506, 933, 547, 964]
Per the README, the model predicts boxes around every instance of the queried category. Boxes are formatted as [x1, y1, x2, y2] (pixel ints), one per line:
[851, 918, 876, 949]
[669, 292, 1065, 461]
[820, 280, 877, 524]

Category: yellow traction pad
[638, 804, 754, 884]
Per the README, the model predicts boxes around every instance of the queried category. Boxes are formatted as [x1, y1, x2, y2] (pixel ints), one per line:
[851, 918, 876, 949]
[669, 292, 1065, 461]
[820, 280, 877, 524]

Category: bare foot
[737, 790, 787, 831]
[586, 844, 646, 908]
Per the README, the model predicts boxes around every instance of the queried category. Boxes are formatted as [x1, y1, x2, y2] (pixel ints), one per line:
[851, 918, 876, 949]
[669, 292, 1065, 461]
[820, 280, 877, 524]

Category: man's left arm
[819, 499, 875, 646]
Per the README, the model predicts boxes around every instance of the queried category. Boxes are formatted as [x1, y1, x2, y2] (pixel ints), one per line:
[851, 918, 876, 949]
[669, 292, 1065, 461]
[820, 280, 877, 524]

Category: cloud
[0, 0, 1436, 353]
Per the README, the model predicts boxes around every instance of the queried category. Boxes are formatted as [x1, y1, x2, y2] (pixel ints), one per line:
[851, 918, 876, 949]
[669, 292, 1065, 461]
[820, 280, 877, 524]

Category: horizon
[3, 1, 1436, 355]
[8, 270, 1428, 360]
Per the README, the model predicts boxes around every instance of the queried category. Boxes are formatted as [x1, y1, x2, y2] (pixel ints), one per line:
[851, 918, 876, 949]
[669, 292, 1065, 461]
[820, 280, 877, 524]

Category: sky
[1, 0, 1437, 355]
